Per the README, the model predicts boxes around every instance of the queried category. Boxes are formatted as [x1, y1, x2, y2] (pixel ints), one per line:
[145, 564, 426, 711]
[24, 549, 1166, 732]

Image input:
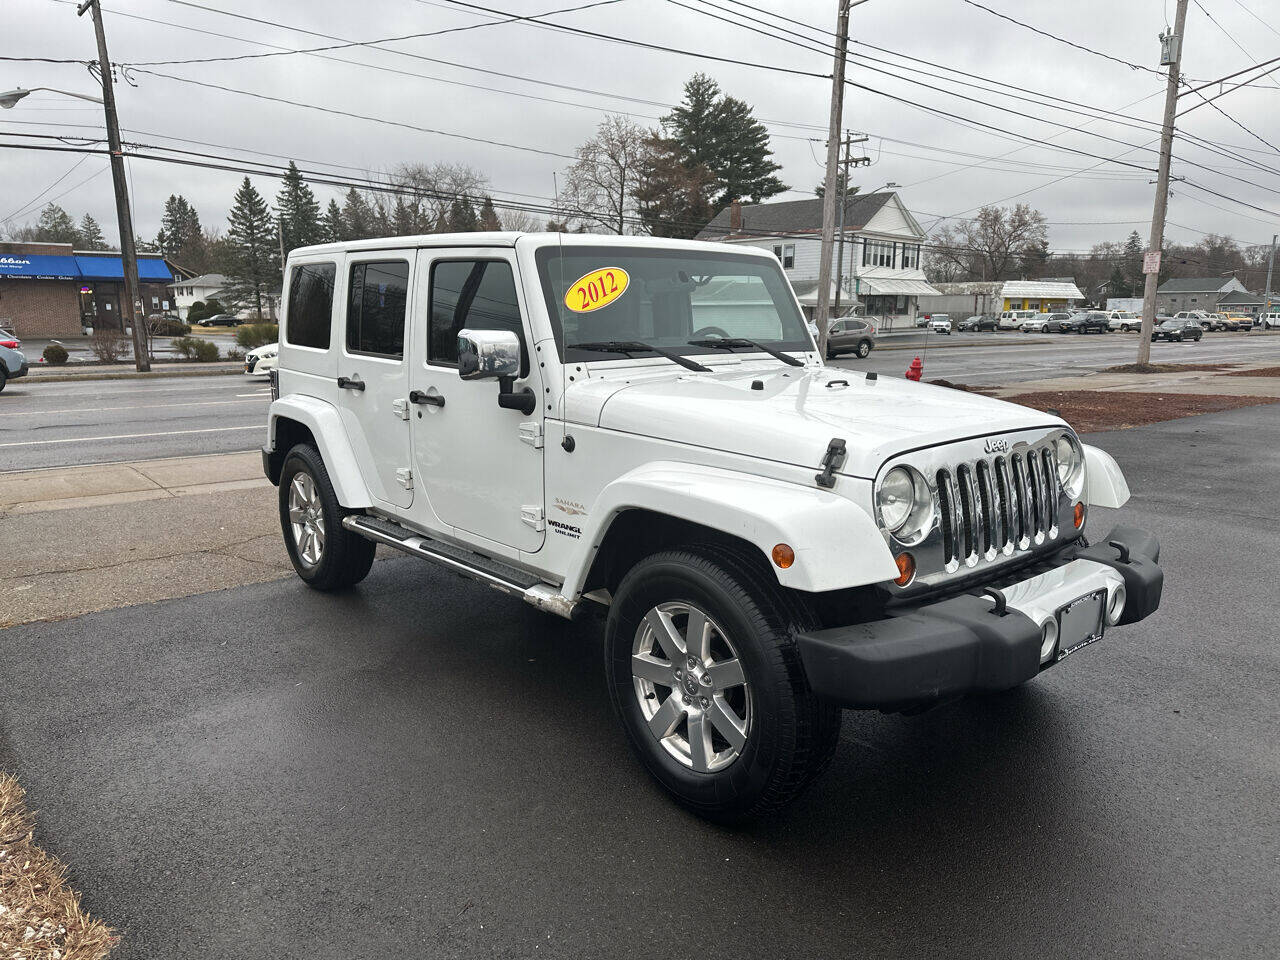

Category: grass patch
[998, 390, 1276, 432]
[1100, 362, 1239, 374]
[0, 773, 117, 959]
[1224, 366, 1280, 377]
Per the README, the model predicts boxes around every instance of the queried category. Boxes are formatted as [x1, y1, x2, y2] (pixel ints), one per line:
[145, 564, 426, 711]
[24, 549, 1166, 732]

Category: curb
[25, 366, 245, 384]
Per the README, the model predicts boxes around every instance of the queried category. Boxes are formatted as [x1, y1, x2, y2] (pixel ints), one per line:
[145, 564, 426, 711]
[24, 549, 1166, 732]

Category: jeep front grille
[935, 446, 1061, 569]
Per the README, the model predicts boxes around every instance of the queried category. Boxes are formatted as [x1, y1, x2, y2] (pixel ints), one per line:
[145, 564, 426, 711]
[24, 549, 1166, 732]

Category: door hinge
[521, 504, 545, 531]
[518, 420, 544, 448]
[396, 468, 414, 490]
[391, 398, 411, 420]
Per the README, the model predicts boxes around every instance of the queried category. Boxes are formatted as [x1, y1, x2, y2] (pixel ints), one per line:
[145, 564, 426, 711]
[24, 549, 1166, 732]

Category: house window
[901, 244, 920, 269]
[782, 244, 794, 269]
[862, 239, 895, 268]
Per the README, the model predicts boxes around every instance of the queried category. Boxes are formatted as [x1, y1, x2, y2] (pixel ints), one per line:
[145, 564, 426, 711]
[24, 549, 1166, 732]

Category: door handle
[337, 375, 365, 391]
[409, 389, 444, 407]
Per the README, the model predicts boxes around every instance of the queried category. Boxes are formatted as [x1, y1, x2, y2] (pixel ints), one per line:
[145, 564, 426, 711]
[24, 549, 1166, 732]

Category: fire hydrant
[905, 356, 924, 381]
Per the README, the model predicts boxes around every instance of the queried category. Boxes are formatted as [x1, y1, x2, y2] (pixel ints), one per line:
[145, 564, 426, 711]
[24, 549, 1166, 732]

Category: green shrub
[171, 336, 221, 362]
[42, 343, 70, 365]
[205, 297, 224, 315]
[187, 300, 207, 323]
[149, 316, 190, 336]
[235, 323, 279, 350]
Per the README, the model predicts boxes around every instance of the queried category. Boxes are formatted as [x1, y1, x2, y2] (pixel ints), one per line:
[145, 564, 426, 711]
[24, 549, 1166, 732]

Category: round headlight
[877, 466, 915, 532]
[1055, 434, 1085, 499]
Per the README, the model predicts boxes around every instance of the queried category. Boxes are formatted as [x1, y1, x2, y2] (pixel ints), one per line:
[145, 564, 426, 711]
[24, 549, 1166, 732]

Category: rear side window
[428, 260, 523, 366]
[286, 262, 336, 349]
[346, 260, 409, 359]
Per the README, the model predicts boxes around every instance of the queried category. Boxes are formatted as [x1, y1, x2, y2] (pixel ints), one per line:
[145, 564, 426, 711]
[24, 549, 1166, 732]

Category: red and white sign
[1143, 251, 1161, 275]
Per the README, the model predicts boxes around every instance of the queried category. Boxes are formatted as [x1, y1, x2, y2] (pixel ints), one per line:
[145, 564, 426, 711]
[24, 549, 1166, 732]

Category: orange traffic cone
[905, 356, 923, 381]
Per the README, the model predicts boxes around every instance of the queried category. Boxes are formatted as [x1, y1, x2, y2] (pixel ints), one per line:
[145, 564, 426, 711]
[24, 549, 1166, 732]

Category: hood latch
[815, 438, 847, 489]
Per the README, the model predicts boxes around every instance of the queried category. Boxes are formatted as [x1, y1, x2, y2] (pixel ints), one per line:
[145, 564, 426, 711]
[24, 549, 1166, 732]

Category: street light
[0, 86, 103, 108]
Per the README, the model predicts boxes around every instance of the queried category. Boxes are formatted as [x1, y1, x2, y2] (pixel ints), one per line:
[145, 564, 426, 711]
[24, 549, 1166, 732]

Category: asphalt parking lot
[1, 406, 1277, 959]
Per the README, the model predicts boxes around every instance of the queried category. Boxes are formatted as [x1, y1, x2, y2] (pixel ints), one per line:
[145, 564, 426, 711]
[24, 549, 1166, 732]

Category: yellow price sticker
[565, 267, 629, 313]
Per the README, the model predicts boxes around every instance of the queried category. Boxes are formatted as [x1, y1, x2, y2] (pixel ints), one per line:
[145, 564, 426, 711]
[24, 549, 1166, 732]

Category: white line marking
[0, 425, 263, 448]
[0, 398, 266, 418]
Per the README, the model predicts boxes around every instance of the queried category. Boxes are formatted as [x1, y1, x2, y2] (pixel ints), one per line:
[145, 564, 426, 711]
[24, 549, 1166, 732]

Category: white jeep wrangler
[264, 233, 1164, 820]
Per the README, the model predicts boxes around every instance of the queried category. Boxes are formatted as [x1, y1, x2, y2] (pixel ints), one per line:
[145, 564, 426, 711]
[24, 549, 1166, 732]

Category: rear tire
[0, 367, 7, 394]
[856, 340, 872, 358]
[605, 544, 839, 822]
[278, 443, 376, 591]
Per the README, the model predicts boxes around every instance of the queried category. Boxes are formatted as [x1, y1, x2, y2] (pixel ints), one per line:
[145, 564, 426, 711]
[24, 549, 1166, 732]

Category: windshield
[534, 245, 811, 362]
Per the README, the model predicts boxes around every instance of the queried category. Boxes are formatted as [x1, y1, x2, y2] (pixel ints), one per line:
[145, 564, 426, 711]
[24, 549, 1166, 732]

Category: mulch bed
[1100, 362, 1240, 374]
[996, 390, 1277, 432]
[0, 774, 117, 959]
[1225, 366, 1280, 377]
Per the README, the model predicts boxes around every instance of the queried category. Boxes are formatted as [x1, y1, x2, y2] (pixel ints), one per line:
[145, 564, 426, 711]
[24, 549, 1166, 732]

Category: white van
[998, 310, 1037, 330]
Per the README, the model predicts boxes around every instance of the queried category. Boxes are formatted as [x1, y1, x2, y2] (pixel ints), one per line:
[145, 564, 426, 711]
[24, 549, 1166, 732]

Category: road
[0, 407, 1275, 959]
[839, 330, 1280, 384]
[0, 373, 271, 470]
[2, 332, 1278, 471]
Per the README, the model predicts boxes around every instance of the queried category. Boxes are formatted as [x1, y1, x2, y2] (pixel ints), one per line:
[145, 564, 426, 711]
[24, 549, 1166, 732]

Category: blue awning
[0, 254, 80, 280]
[74, 255, 174, 282]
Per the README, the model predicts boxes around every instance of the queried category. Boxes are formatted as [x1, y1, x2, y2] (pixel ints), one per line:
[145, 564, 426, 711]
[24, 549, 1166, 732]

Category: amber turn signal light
[894, 552, 916, 586]
[1073, 502, 1085, 529]
[772, 543, 795, 569]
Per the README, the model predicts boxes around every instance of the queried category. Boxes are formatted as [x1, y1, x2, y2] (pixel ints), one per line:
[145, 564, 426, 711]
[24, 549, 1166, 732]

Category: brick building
[0, 241, 179, 338]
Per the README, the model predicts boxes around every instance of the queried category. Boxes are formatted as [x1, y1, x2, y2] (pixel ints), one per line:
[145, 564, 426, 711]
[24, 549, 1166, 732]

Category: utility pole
[1138, 0, 1189, 366]
[832, 132, 870, 316]
[78, 0, 149, 371]
[814, 0, 853, 356]
[1264, 234, 1277, 313]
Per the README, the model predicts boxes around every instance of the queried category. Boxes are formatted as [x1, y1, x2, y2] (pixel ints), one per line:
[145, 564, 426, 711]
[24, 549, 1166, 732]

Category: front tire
[605, 546, 840, 821]
[278, 443, 376, 591]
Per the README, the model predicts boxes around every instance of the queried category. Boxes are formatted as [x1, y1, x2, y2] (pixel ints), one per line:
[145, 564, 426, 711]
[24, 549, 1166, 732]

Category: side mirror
[457, 328, 520, 381]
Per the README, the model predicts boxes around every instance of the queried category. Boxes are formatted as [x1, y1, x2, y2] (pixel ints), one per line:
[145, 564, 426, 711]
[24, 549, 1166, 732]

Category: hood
[568, 363, 1064, 479]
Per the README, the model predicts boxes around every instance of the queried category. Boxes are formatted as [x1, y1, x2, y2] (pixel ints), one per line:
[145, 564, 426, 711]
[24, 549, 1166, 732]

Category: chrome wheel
[631, 601, 752, 773]
[288, 472, 325, 567]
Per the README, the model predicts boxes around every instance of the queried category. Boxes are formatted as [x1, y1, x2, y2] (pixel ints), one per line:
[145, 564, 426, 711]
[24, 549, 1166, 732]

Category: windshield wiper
[567, 341, 711, 373]
[688, 337, 804, 367]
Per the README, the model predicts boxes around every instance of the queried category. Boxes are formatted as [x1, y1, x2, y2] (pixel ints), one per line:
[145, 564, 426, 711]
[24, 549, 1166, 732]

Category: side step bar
[341, 514, 580, 620]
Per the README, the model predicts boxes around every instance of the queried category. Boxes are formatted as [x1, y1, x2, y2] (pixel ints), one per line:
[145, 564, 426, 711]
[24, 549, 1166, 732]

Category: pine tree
[35, 203, 79, 244]
[156, 194, 203, 263]
[447, 195, 478, 232]
[275, 161, 322, 254]
[392, 196, 417, 236]
[1123, 230, 1145, 292]
[322, 199, 343, 243]
[224, 178, 279, 320]
[1107, 263, 1131, 299]
[662, 73, 787, 208]
[340, 188, 373, 240]
[634, 133, 716, 239]
[77, 213, 107, 250]
[477, 195, 502, 231]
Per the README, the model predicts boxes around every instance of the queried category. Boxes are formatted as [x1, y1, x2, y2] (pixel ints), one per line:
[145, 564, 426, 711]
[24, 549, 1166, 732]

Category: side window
[285, 262, 336, 349]
[429, 259, 523, 366]
[346, 260, 408, 359]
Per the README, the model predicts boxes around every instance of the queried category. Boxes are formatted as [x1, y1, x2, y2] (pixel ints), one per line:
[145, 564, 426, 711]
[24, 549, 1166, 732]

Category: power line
[1190, 0, 1280, 89]
[3, 152, 92, 221]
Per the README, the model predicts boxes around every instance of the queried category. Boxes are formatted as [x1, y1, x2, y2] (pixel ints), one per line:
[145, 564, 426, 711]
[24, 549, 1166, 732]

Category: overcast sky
[4, 0, 1278, 254]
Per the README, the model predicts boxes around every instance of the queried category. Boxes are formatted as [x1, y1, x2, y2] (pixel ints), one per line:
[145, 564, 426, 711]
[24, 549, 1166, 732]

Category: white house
[696, 192, 940, 328]
[167, 273, 230, 320]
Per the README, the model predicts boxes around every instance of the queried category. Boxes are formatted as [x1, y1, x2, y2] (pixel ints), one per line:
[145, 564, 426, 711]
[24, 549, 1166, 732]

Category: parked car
[1229, 315, 1254, 331]
[0, 342, 29, 393]
[997, 310, 1037, 330]
[1152, 318, 1203, 342]
[1259, 312, 1280, 330]
[1063, 312, 1110, 334]
[956, 314, 997, 332]
[197, 313, 238, 327]
[1044, 313, 1075, 333]
[244, 341, 279, 376]
[1107, 311, 1141, 332]
[263, 232, 1164, 820]
[1024, 311, 1071, 333]
[0, 328, 19, 350]
[929, 316, 952, 335]
[1173, 310, 1215, 331]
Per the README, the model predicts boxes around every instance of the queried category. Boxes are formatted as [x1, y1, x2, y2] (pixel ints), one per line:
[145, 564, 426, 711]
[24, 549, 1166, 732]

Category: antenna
[553, 171, 570, 449]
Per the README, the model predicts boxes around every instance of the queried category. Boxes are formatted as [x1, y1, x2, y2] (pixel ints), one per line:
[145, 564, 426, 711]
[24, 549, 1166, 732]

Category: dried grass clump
[0, 773, 117, 959]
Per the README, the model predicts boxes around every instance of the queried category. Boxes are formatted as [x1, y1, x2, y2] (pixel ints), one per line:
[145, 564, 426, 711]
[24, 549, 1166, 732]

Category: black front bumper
[796, 525, 1163, 711]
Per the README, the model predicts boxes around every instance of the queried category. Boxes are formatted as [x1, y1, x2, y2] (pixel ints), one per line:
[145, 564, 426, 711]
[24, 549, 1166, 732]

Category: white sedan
[244, 342, 278, 377]
[929, 317, 952, 335]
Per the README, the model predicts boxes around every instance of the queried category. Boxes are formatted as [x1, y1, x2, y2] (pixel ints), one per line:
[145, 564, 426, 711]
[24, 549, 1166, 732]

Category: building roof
[1156, 277, 1233, 293]
[999, 279, 1085, 300]
[696, 192, 896, 240]
[169, 273, 229, 288]
[1216, 290, 1263, 305]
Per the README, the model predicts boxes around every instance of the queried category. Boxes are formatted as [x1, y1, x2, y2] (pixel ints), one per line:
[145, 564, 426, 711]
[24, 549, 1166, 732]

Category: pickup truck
[263, 233, 1165, 820]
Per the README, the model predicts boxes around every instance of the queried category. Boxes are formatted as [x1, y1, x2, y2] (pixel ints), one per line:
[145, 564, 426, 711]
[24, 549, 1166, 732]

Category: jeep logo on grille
[984, 438, 1010, 453]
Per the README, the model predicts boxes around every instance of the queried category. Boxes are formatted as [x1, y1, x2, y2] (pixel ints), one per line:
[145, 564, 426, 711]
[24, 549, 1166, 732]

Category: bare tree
[928, 204, 1048, 281]
[558, 115, 649, 234]
[498, 207, 542, 232]
[390, 162, 489, 228]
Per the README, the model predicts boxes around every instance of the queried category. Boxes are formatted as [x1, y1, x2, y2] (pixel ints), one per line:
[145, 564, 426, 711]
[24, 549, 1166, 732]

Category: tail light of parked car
[0, 335, 18, 349]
